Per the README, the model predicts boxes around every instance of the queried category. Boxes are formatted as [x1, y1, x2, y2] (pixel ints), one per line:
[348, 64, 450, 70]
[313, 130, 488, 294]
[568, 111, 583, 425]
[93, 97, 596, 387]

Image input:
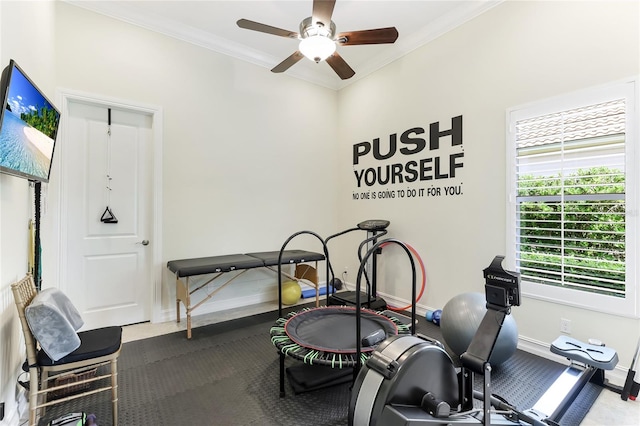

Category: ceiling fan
[237, 0, 399, 80]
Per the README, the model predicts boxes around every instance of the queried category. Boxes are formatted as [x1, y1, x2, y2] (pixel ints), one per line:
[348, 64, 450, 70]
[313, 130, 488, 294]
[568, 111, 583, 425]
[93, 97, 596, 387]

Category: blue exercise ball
[440, 292, 518, 366]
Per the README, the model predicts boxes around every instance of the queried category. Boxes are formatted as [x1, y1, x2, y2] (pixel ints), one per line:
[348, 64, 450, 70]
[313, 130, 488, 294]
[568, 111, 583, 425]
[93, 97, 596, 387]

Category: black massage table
[167, 250, 325, 339]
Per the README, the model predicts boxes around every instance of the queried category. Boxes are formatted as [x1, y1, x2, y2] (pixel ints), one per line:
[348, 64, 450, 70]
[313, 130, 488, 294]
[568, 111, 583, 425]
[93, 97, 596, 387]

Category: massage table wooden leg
[175, 275, 193, 338]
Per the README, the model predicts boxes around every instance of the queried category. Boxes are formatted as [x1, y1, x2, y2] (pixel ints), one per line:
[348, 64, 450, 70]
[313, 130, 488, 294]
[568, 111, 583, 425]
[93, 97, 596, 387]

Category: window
[507, 80, 638, 316]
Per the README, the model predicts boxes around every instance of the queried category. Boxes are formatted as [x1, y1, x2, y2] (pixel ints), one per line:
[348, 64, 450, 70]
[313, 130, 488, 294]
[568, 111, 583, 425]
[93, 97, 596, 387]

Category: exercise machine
[326, 219, 390, 310]
[349, 256, 619, 426]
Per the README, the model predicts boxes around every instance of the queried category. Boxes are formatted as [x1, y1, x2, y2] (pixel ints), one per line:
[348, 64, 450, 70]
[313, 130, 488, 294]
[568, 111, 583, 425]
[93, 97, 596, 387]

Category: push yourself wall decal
[351, 115, 464, 201]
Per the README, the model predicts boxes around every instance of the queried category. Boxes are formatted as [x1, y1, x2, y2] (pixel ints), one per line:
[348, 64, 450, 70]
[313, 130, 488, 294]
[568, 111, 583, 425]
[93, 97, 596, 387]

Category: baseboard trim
[158, 289, 276, 323]
[158, 280, 330, 323]
[157, 283, 630, 388]
[369, 287, 630, 387]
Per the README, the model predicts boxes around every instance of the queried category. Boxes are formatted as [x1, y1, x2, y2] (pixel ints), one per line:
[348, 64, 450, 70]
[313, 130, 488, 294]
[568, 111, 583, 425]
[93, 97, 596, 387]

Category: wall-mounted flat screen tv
[0, 59, 61, 182]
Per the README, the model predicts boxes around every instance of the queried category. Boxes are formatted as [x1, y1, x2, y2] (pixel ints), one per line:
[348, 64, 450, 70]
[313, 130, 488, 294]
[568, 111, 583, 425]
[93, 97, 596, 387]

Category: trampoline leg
[279, 352, 286, 397]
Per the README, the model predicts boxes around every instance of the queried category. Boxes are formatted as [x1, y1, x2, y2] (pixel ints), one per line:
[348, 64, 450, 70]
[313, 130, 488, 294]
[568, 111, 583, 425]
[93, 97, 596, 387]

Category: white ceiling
[65, 1, 502, 90]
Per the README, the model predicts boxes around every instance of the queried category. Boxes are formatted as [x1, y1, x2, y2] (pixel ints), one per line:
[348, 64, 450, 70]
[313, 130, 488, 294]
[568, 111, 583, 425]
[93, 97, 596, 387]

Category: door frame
[54, 88, 163, 323]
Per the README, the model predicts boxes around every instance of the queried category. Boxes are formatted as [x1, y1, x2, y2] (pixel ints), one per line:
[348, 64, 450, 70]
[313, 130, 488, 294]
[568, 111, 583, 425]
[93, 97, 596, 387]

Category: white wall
[0, 1, 58, 423]
[53, 2, 339, 316]
[0, 1, 339, 422]
[0, 1, 638, 423]
[336, 0, 640, 373]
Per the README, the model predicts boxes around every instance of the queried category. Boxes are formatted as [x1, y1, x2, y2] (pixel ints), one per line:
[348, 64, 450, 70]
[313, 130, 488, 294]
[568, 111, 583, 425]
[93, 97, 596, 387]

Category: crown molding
[63, 1, 502, 91]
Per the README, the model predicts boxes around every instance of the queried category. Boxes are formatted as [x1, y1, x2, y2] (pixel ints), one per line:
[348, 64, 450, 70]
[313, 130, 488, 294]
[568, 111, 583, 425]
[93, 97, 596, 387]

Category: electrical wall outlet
[560, 318, 572, 334]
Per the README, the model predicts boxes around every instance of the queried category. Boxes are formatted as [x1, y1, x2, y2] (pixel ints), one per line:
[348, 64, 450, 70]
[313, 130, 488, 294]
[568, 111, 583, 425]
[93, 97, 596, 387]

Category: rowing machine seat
[551, 336, 618, 370]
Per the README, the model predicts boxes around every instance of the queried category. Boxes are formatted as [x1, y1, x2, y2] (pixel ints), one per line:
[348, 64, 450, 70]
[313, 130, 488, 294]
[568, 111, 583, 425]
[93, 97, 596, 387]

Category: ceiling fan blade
[336, 27, 399, 45]
[237, 19, 299, 39]
[326, 52, 355, 80]
[312, 0, 336, 28]
[271, 51, 304, 73]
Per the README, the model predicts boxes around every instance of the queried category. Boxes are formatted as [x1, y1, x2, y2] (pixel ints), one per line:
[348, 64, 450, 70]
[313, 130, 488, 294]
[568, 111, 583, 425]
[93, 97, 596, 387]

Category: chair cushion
[37, 326, 122, 367]
[25, 288, 84, 361]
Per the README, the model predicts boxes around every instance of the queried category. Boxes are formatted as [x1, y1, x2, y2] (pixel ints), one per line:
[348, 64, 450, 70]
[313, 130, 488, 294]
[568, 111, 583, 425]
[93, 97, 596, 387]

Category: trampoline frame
[270, 306, 411, 368]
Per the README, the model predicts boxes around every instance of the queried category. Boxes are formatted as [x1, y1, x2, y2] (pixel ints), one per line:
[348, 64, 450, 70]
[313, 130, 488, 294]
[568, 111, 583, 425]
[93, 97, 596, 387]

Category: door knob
[137, 239, 149, 246]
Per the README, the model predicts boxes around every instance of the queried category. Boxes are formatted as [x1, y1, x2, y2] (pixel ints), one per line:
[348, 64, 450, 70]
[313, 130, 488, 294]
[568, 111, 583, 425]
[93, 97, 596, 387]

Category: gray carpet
[38, 309, 601, 425]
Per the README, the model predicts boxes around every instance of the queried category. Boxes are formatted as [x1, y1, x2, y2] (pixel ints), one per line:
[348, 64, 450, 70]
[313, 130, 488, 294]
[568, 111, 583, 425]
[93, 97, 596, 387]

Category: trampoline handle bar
[356, 229, 388, 299]
[324, 227, 360, 282]
[277, 230, 331, 398]
[354, 238, 417, 380]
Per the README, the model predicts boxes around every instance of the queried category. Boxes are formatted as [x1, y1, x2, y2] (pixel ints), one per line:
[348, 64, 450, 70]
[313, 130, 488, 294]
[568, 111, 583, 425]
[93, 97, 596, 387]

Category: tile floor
[123, 303, 640, 426]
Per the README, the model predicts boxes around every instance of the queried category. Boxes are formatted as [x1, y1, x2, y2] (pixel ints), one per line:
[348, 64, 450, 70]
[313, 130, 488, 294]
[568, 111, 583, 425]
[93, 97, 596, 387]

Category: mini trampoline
[275, 230, 418, 397]
[270, 306, 410, 368]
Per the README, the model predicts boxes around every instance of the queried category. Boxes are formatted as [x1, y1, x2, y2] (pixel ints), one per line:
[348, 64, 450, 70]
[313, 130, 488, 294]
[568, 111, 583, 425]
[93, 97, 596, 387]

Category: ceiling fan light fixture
[299, 35, 336, 63]
[237, 2, 398, 79]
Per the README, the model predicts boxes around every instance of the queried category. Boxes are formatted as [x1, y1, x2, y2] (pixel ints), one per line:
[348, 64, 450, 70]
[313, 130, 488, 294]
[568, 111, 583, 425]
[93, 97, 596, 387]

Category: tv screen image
[0, 59, 60, 182]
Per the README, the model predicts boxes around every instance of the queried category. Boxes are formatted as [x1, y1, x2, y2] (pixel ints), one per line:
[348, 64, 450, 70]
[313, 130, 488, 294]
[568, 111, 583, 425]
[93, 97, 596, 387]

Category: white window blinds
[514, 99, 626, 297]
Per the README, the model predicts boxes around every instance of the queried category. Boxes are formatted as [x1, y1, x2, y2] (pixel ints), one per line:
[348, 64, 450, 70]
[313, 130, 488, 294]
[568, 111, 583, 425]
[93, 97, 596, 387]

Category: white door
[62, 99, 154, 329]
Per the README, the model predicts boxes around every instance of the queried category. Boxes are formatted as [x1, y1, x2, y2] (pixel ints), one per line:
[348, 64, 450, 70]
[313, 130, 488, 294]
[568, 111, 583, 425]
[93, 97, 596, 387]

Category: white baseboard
[374, 289, 429, 317]
[157, 288, 277, 323]
[366, 286, 630, 387]
[157, 280, 332, 324]
[346, 285, 431, 316]
[159, 281, 631, 388]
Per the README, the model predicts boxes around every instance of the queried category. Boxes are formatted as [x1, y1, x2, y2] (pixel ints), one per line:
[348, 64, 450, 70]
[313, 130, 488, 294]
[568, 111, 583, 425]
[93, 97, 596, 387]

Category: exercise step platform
[551, 336, 618, 370]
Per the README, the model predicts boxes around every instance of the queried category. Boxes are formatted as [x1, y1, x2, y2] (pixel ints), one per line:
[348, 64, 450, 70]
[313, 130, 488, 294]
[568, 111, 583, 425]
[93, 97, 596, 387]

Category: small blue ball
[432, 309, 442, 326]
